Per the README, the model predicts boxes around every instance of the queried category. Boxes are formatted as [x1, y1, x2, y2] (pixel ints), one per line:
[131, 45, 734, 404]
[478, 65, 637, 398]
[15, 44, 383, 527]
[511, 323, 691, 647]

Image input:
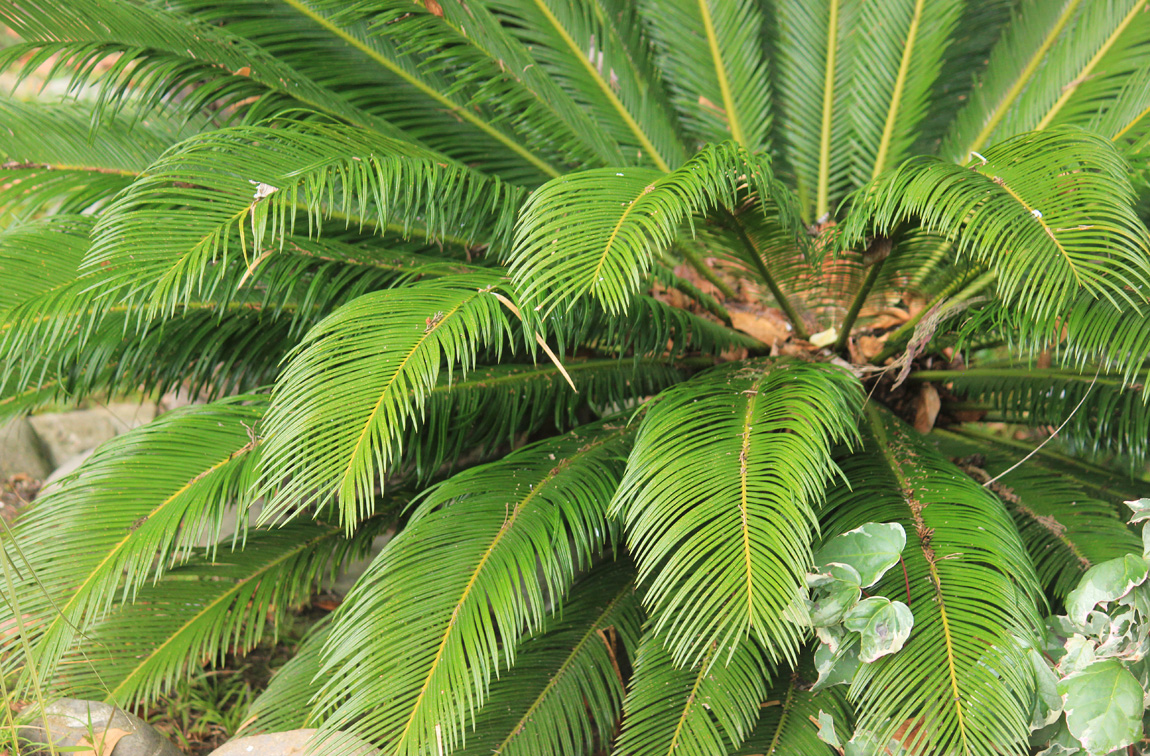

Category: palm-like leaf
[821, 406, 1042, 755]
[733, 670, 852, 755]
[242, 618, 332, 734]
[611, 359, 862, 666]
[458, 560, 641, 756]
[0, 397, 264, 695]
[311, 421, 632, 755]
[611, 631, 772, 756]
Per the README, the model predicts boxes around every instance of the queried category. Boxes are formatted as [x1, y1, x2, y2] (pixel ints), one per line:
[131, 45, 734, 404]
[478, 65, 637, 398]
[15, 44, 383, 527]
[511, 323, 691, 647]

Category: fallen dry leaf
[914, 383, 941, 434]
[855, 334, 885, 361]
[729, 306, 792, 347]
[75, 726, 131, 756]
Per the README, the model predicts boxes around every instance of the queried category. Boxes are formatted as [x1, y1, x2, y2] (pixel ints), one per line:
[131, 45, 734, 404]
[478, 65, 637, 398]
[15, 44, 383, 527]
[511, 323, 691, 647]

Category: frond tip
[611, 358, 863, 667]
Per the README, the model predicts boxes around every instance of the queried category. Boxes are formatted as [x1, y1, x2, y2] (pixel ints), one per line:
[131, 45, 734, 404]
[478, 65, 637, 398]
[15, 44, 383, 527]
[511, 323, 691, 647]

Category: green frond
[0, 215, 89, 319]
[243, 618, 332, 734]
[945, 0, 1150, 159]
[933, 425, 1150, 505]
[915, 365, 1150, 463]
[733, 671, 852, 755]
[405, 356, 702, 479]
[612, 632, 772, 756]
[310, 422, 633, 755]
[844, 128, 1150, 322]
[483, 0, 688, 172]
[56, 518, 386, 708]
[773, 0, 858, 219]
[0, 0, 394, 134]
[459, 561, 642, 756]
[938, 446, 1141, 599]
[1091, 64, 1150, 152]
[611, 359, 862, 666]
[88, 121, 524, 319]
[821, 405, 1042, 755]
[848, 0, 964, 182]
[506, 143, 793, 318]
[639, 0, 771, 152]
[256, 274, 513, 527]
[0, 397, 265, 697]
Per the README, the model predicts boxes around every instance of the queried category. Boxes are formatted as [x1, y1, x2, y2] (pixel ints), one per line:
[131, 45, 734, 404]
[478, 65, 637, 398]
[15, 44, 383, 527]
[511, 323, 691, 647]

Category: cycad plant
[4, 0, 1150, 754]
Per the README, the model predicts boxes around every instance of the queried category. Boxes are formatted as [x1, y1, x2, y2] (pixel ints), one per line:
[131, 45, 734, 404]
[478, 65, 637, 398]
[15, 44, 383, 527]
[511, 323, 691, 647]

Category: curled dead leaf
[914, 383, 940, 434]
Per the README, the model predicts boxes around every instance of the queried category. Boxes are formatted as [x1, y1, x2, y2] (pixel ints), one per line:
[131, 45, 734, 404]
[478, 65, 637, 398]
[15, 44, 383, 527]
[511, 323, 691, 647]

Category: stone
[208, 729, 380, 756]
[29, 402, 157, 468]
[0, 416, 51, 481]
[19, 698, 182, 756]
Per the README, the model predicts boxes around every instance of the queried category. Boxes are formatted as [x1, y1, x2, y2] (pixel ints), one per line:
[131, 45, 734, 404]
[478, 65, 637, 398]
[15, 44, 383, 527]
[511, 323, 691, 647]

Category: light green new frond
[458, 561, 642, 756]
[1091, 65, 1150, 152]
[0, 397, 266, 699]
[88, 121, 523, 319]
[821, 406, 1041, 755]
[507, 143, 789, 318]
[311, 423, 633, 756]
[57, 519, 386, 708]
[257, 275, 512, 528]
[611, 631, 772, 756]
[733, 672, 852, 755]
[611, 359, 863, 667]
[243, 618, 332, 734]
[916, 366, 1150, 463]
[773, 0, 858, 219]
[940, 448, 1141, 599]
[483, 0, 688, 171]
[849, 0, 964, 182]
[639, 0, 771, 152]
[0, 0, 394, 134]
[844, 129, 1150, 322]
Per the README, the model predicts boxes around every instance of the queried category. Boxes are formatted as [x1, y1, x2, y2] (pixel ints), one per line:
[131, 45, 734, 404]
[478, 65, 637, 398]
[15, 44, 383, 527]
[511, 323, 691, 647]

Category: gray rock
[19, 698, 181, 756]
[29, 402, 157, 468]
[0, 416, 51, 481]
[40, 447, 96, 494]
[208, 730, 380, 756]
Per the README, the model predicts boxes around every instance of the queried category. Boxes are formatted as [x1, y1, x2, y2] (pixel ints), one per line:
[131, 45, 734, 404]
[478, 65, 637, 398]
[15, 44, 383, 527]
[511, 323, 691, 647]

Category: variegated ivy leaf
[813, 522, 906, 589]
[843, 597, 914, 663]
[1066, 554, 1150, 626]
[812, 632, 861, 692]
[1126, 498, 1150, 524]
[814, 710, 842, 748]
[1058, 659, 1144, 755]
[806, 562, 862, 627]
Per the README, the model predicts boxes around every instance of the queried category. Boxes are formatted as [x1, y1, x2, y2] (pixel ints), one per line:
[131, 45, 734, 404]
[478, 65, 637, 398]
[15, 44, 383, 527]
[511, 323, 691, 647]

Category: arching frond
[56, 518, 386, 708]
[733, 671, 852, 755]
[773, 0, 858, 219]
[0, 397, 265, 698]
[459, 561, 642, 756]
[943, 450, 1140, 599]
[243, 618, 332, 734]
[821, 406, 1042, 755]
[915, 365, 1150, 463]
[310, 422, 632, 756]
[848, 0, 964, 182]
[612, 632, 772, 756]
[639, 0, 772, 152]
[611, 359, 862, 666]
[88, 121, 524, 319]
[0, 0, 393, 133]
[507, 143, 794, 318]
[0, 215, 89, 318]
[483, 0, 688, 172]
[257, 275, 513, 527]
[844, 129, 1150, 322]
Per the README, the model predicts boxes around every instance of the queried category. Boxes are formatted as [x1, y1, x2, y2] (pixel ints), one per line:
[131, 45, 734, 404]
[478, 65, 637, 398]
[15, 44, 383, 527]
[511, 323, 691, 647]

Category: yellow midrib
[815, 0, 840, 218]
[493, 580, 635, 754]
[697, 0, 747, 148]
[1036, 0, 1150, 131]
[590, 181, 657, 301]
[666, 642, 717, 755]
[984, 170, 1082, 286]
[964, 0, 1083, 157]
[529, 0, 671, 172]
[738, 376, 764, 626]
[870, 0, 926, 181]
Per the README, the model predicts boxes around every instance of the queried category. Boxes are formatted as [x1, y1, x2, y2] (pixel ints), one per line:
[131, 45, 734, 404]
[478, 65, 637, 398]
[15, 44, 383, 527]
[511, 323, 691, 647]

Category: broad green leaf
[843, 597, 914, 663]
[1066, 554, 1150, 626]
[806, 563, 862, 627]
[814, 521, 906, 588]
[814, 710, 842, 748]
[612, 358, 862, 666]
[1027, 645, 1064, 731]
[1059, 659, 1144, 755]
[812, 635, 861, 691]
